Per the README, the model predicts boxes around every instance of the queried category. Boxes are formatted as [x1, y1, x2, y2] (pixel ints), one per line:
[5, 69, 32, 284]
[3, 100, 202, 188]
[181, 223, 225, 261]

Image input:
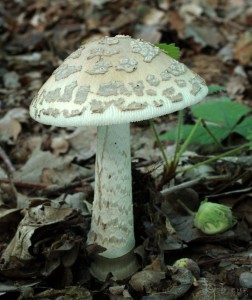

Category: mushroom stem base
[89, 250, 139, 281]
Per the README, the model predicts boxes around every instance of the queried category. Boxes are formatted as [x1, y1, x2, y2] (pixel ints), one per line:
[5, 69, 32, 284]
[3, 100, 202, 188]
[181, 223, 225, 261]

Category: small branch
[161, 177, 203, 196]
[177, 143, 249, 175]
[0, 178, 47, 190]
[0, 176, 94, 195]
[161, 174, 231, 196]
[0, 146, 18, 199]
[177, 199, 195, 216]
[149, 119, 170, 172]
[0, 146, 15, 174]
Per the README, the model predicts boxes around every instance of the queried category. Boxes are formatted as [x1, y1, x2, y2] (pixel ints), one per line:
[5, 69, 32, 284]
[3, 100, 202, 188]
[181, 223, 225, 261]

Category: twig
[149, 119, 170, 171]
[161, 177, 203, 196]
[0, 146, 18, 199]
[177, 143, 249, 175]
[161, 174, 231, 196]
[0, 176, 94, 194]
[177, 199, 195, 216]
[0, 146, 15, 174]
[0, 178, 47, 190]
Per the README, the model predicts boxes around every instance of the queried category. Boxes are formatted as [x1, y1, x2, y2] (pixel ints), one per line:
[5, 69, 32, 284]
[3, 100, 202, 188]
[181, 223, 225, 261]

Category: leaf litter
[0, 0, 252, 299]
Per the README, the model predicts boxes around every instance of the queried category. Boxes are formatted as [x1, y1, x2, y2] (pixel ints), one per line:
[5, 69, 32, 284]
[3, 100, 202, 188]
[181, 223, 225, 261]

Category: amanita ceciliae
[29, 35, 208, 281]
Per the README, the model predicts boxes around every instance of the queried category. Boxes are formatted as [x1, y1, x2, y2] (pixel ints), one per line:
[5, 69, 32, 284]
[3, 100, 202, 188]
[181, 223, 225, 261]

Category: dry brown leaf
[51, 136, 69, 155]
[66, 127, 96, 161]
[233, 31, 252, 65]
[179, 3, 203, 24]
[0, 108, 28, 143]
[185, 23, 223, 48]
[129, 270, 166, 293]
[13, 148, 72, 183]
[1, 205, 79, 262]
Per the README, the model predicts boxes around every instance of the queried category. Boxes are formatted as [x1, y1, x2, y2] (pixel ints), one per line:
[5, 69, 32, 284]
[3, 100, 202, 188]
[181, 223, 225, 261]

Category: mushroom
[29, 35, 208, 281]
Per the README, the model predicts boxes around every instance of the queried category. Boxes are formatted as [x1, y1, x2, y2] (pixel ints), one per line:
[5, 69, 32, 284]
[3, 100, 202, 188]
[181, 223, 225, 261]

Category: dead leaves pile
[1, 0, 252, 110]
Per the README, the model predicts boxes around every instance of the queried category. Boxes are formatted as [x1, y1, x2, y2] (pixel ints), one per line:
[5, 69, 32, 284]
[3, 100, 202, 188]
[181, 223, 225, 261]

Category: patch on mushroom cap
[146, 89, 157, 96]
[41, 108, 60, 118]
[67, 46, 85, 59]
[63, 108, 85, 118]
[154, 99, 164, 107]
[129, 81, 144, 96]
[86, 61, 112, 75]
[74, 85, 90, 104]
[40, 81, 78, 104]
[98, 36, 119, 45]
[160, 70, 172, 81]
[146, 75, 160, 86]
[97, 81, 132, 96]
[116, 58, 138, 73]
[166, 61, 187, 76]
[189, 75, 206, 95]
[162, 87, 183, 102]
[87, 47, 119, 59]
[130, 40, 159, 62]
[175, 79, 187, 87]
[90, 99, 113, 113]
[53, 64, 82, 81]
[120, 101, 148, 111]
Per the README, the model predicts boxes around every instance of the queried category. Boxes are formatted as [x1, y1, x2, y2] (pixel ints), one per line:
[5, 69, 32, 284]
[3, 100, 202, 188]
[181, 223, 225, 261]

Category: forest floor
[1, 0, 252, 299]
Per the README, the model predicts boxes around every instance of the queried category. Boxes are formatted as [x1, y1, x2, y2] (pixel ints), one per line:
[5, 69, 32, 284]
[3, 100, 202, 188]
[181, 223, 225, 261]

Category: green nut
[194, 200, 237, 235]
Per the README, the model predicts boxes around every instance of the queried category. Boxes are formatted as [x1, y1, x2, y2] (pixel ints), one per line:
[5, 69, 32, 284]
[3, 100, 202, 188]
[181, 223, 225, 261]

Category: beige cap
[30, 35, 208, 127]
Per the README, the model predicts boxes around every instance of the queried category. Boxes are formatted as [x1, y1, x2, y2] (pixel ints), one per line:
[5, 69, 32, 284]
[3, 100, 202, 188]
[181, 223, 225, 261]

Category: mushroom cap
[30, 35, 208, 127]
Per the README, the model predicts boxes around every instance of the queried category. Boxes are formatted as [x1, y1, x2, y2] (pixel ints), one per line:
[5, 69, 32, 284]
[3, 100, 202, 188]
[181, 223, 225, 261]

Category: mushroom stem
[87, 123, 138, 280]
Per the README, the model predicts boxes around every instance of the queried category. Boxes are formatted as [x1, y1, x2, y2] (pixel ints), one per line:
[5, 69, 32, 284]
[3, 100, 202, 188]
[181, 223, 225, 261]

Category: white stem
[87, 123, 135, 259]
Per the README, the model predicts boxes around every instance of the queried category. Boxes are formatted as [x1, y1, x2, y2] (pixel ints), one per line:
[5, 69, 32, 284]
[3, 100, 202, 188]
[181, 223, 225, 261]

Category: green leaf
[156, 43, 181, 60]
[160, 124, 230, 145]
[208, 85, 226, 95]
[233, 116, 252, 139]
[191, 97, 251, 130]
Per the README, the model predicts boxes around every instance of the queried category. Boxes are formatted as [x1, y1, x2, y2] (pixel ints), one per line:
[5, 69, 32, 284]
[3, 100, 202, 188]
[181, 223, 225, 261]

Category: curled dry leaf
[0, 108, 28, 143]
[0, 205, 21, 234]
[233, 31, 252, 65]
[14, 148, 92, 184]
[3, 71, 21, 89]
[66, 127, 97, 161]
[179, 3, 203, 24]
[33, 286, 92, 300]
[51, 136, 69, 155]
[1, 205, 82, 263]
[129, 270, 166, 293]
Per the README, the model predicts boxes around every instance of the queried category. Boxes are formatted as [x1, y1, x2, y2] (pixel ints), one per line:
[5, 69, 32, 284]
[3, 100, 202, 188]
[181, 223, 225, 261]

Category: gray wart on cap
[29, 35, 208, 127]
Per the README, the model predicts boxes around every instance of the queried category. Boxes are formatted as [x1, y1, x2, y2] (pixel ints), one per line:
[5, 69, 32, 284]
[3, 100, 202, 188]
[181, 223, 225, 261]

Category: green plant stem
[201, 119, 223, 149]
[150, 119, 170, 171]
[177, 143, 249, 174]
[177, 199, 195, 216]
[173, 111, 183, 161]
[175, 118, 202, 163]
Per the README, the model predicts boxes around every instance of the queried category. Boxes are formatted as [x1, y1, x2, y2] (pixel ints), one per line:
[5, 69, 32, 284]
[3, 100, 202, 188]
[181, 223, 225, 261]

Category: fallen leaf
[129, 270, 166, 293]
[51, 136, 69, 155]
[233, 31, 252, 65]
[1, 205, 83, 263]
[0, 108, 28, 143]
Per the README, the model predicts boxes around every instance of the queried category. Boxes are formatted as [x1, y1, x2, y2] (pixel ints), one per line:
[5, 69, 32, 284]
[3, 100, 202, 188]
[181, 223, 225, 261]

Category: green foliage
[160, 96, 252, 146]
[208, 85, 226, 95]
[192, 97, 250, 129]
[156, 43, 181, 60]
